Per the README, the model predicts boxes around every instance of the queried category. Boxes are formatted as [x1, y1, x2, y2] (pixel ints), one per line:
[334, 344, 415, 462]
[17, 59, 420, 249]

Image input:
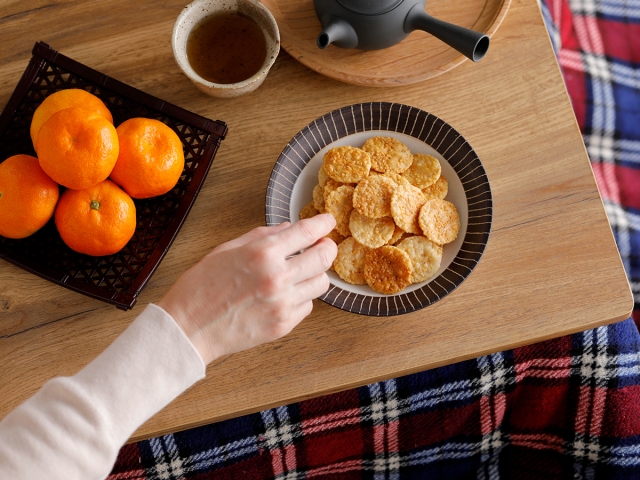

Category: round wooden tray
[261, 0, 511, 86]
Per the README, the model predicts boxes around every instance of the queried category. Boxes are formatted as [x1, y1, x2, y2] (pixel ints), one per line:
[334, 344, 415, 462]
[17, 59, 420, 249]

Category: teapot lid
[336, 0, 404, 15]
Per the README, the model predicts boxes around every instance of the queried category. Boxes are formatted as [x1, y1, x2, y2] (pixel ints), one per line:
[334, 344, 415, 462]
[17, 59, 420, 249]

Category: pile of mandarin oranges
[0, 89, 184, 256]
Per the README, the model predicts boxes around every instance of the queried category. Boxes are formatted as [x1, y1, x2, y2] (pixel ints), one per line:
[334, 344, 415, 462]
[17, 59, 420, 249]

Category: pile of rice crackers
[300, 136, 461, 295]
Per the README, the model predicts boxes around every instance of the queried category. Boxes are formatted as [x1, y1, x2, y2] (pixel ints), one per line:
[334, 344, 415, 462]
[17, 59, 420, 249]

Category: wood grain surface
[0, 0, 633, 443]
[261, 0, 511, 85]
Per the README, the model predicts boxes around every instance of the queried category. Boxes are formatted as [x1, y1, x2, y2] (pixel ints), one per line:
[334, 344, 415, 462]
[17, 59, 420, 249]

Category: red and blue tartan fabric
[110, 0, 640, 477]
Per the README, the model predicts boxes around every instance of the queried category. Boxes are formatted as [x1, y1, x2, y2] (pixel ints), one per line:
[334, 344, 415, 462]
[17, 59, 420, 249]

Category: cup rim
[171, 0, 280, 90]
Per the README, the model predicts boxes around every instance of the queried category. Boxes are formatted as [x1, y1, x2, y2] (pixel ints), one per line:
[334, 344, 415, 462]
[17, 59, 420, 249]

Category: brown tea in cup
[172, 0, 280, 98]
[186, 11, 267, 85]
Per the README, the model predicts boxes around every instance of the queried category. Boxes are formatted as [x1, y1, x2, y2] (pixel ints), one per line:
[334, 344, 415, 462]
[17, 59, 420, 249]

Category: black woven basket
[0, 42, 227, 310]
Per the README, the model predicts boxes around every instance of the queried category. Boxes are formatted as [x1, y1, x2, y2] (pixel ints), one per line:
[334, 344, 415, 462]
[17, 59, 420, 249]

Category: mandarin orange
[37, 107, 119, 190]
[110, 118, 184, 199]
[30, 89, 113, 151]
[55, 179, 136, 256]
[0, 154, 59, 239]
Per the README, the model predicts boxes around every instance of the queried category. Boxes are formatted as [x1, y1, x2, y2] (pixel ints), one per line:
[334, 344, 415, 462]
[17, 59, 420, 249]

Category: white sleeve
[0, 303, 206, 480]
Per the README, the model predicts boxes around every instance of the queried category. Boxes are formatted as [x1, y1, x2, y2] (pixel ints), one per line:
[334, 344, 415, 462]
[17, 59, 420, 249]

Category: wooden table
[0, 0, 633, 443]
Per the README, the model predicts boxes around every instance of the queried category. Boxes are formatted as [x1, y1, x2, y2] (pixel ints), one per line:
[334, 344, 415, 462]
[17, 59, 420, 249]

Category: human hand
[158, 214, 337, 364]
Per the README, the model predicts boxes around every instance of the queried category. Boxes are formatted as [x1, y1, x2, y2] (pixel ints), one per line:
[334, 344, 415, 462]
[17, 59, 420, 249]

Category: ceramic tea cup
[172, 0, 280, 98]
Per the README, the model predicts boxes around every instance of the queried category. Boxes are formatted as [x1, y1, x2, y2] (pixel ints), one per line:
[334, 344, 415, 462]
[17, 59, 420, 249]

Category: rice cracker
[418, 199, 461, 245]
[362, 136, 413, 174]
[325, 184, 355, 237]
[353, 174, 395, 219]
[397, 236, 443, 283]
[404, 153, 441, 188]
[318, 163, 329, 188]
[394, 232, 415, 245]
[312, 184, 326, 213]
[384, 172, 412, 188]
[422, 175, 448, 200]
[326, 229, 346, 245]
[364, 246, 413, 294]
[299, 201, 318, 220]
[349, 210, 395, 248]
[323, 178, 343, 204]
[390, 183, 427, 234]
[334, 237, 369, 285]
[388, 225, 405, 245]
[323, 146, 371, 183]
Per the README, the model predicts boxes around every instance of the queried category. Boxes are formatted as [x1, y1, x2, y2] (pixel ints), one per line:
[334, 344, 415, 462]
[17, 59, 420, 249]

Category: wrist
[157, 298, 215, 365]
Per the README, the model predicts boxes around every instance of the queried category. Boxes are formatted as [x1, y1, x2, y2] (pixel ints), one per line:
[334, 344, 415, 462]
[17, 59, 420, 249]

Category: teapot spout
[317, 15, 358, 49]
[405, 5, 489, 62]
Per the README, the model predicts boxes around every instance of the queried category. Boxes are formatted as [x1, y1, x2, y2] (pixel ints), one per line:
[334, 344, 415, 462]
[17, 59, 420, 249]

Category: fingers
[290, 300, 314, 326]
[293, 271, 332, 302]
[287, 237, 337, 285]
[214, 222, 291, 254]
[270, 300, 315, 340]
[267, 214, 336, 257]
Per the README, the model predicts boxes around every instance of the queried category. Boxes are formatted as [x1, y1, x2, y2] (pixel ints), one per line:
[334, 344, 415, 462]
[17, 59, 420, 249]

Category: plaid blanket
[109, 0, 640, 477]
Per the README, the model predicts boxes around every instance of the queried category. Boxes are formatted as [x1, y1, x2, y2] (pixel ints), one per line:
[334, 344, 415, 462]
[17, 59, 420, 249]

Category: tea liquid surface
[186, 11, 267, 84]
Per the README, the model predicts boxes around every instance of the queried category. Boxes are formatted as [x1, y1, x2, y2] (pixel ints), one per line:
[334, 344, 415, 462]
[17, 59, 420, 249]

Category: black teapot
[314, 0, 489, 61]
